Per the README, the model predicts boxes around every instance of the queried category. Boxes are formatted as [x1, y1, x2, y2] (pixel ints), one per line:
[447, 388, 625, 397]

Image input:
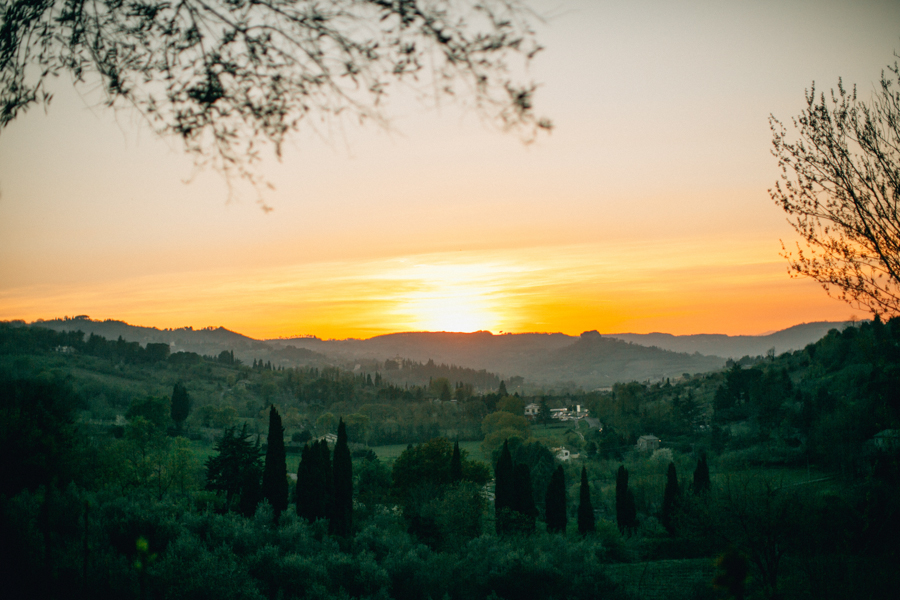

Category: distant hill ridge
[607, 321, 858, 359]
[28, 316, 854, 388]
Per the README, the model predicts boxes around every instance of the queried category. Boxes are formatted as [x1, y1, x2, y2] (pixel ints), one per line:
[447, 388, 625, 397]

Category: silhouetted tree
[616, 464, 637, 534]
[450, 441, 463, 483]
[331, 418, 353, 536]
[770, 60, 900, 315]
[295, 444, 313, 521]
[693, 453, 711, 494]
[538, 398, 553, 424]
[578, 466, 595, 535]
[545, 465, 567, 534]
[498, 380, 508, 397]
[262, 406, 288, 520]
[661, 461, 680, 534]
[511, 462, 537, 533]
[494, 440, 515, 534]
[126, 396, 169, 431]
[1, 0, 550, 199]
[170, 382, 191, 432]
[205, 424, 262, 514]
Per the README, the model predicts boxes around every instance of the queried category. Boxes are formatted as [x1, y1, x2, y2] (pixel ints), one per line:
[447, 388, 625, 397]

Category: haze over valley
[31, 316, 854, 389]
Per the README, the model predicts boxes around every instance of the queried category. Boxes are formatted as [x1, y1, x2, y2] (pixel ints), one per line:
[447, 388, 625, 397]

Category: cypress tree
[623, 489, 637, 535]
[239, 434, 264, 517]
[331, 418, 353, 536]
[661, 461, 679, 534]
[450, 441, 463, 483]
[693, 452, 711, 494]
[512, 462, 537, 533]
[306, 440, 328, 522]
[616, 464, 637, 534]
[578, 466, 595, 535]
[296, 444, 312, 520]
[262, 405, 288, 520]
[205, 424, 262, 514]
[545, 465, 567, 534]
[321, 439, 334, 523]
[170, 382, 191, 432]
[494, 440, 515, 534]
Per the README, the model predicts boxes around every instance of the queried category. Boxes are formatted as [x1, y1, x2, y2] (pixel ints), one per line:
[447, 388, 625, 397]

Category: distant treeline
[381, 357, 501, 391]
[1, 321, 180, 365]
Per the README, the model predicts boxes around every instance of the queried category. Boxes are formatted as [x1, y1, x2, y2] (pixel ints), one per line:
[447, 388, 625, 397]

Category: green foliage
[262, 406, 288, 519]
[661, 462, 680, 534]
[538, 399, 553, 424]
[497, 395, 525, 415]
[544, 465, 567, 533]
[615, 465, 637, 534]
[578, 466, 595, 536]
[494, 440, 515, 534]
[511, 462, 537, 533]
[126, 395, 170, 431]
[331, 418, 353, 537]
[450, 440, 463, 483]
[170, 381, 191, 428]
[481, 411, 530, 456]
[693, 453, 711, 494]
[391, 437, 489, 502]
[0, 374, 80, 495]
[205, 425, 263, 515]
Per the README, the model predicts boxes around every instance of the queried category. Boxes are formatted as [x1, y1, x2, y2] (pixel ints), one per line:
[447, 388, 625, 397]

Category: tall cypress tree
[623, 488, 637, 535]
[331, 418, 353, 536]
[450, 440, 463, 483]
[296, 444, 312, 520]
[578, 466, 595, 535]
[321, 439, 334, 523]
[661, 461, 679, 534]
[512, 462, 537, 533]
[615, 465, 627, 532]
[304, 440, 327, 522]
[693, 452, 711, 494]
[170, 382, 191, 432]
[545, 465, 567, 534]
[262, 405, 288, 520]
[494, 440, 515, 534]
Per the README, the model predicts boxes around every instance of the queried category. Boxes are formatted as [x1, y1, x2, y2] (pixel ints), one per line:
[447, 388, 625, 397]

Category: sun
[406, 294, 497, 333]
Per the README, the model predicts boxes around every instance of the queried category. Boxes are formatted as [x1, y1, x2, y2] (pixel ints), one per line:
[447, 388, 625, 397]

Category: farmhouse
[637, 435, 660, 451]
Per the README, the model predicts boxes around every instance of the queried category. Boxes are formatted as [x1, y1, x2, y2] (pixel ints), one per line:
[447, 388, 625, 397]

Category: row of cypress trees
[494, 440, 596, 535]
[616, 453, 711, 535]
[257, 406, 353, 535]
[294, 417, 353, 536]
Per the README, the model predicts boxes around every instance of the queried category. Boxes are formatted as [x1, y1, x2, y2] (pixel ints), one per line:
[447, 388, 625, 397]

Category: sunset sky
[1, 0, 897, 340]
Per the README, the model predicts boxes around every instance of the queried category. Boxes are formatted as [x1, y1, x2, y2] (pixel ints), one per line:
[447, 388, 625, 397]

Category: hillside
[607, 321, 856, 358]
[272, 330, 725, 388]
[27, 316, 850, 389]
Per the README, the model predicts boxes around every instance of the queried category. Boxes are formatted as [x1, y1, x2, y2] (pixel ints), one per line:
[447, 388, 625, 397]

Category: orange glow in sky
[0, 238, 867, 339]
[0, 0, 892, 340]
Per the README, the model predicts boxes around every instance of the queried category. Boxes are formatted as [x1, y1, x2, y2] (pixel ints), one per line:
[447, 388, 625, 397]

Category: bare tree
[769, 59, 900, 315]
[0, 1, 551, 205]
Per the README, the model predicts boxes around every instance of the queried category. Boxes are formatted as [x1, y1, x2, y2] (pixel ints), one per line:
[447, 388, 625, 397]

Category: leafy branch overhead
[770, 58, 900, 316]
[0, 0, 551, 200]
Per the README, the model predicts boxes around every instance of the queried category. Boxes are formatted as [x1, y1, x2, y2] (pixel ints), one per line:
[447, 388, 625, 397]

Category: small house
[551, 408, 570, 420]
[554, 447, 571, 461]
[637, 435, 660, 451]
[873, 429, 900, 451]
[524, 403, 540, 418]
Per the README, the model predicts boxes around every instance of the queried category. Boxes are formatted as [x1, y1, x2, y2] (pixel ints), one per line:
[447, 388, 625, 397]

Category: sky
[1, 0, 897, 340]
